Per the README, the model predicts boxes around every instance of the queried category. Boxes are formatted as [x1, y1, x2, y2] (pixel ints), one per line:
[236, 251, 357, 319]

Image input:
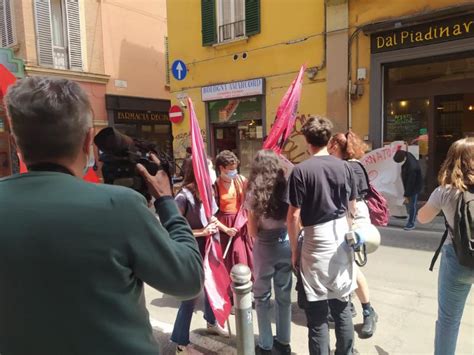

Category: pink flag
[188, 98, 232, 327]
[263, 65, 306, 154]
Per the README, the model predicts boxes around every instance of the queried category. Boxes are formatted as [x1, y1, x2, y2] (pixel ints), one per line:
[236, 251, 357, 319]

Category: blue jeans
[253, 228, 292, 351]
[405, 194, 418, 227]
[170, 293, 216, 346]
[435, 244, 474, 355]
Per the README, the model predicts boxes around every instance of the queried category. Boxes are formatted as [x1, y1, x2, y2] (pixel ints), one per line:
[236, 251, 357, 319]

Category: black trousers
[304, 298, 354, 355]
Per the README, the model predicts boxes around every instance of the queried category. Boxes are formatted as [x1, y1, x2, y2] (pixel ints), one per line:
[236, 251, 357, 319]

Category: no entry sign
[169, 105, 184, 124]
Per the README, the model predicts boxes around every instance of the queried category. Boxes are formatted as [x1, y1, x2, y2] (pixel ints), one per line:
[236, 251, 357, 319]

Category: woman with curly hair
[328, 131, 378, 338]
[246, 150, 292, 355]
[418, 137, 474, 355]
[214, 150, 253, 276]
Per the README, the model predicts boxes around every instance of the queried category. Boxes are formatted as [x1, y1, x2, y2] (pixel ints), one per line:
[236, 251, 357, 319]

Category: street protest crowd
[0, 76, 472, 355]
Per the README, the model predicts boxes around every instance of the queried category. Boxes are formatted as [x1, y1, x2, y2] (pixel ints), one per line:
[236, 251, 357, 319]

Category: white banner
[360, 141, 407, 217]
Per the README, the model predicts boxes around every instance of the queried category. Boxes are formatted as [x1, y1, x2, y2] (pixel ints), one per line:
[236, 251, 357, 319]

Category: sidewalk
[388, 215, 445, 232]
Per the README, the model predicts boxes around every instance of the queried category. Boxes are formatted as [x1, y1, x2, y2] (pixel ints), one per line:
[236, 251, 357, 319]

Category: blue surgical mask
[226, 169, 238, 179]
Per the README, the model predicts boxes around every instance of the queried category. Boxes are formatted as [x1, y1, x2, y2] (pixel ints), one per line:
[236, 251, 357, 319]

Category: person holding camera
[0, 77, 203, 354]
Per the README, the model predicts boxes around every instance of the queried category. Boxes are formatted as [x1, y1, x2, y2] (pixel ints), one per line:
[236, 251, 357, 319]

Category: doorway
[384, 52, 474, 198]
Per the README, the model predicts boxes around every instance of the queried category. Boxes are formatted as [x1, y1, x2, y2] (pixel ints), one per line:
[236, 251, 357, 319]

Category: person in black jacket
[393, 149, 423, 230]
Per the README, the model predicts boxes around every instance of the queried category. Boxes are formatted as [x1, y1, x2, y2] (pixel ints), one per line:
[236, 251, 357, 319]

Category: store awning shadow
[379, 226, 440, 252]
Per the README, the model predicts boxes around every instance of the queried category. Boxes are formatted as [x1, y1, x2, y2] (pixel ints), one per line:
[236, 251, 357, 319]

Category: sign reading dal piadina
[114, 110, 169, 123]
[371, 14, 474, 53]
[202, 78, 264, 101]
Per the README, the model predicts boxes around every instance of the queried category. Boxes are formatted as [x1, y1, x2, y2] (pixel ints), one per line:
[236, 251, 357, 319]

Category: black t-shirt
[288, 155, 357, 226]
[347, 161, 369, 199]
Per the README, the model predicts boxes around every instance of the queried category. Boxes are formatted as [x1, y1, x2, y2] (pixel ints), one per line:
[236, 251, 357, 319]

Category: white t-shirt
[426, 185, 460, 242]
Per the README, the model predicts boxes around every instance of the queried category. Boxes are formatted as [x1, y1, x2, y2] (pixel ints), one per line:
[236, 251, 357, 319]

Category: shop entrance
[208, 96, 265, 177]
[384, 52, 474, 198]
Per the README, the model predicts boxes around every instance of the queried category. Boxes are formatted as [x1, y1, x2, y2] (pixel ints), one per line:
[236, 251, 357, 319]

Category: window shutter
[164, 36, 170, 85]
[0, 0, 16, 47]
[64, 0, 83, 71]
[245, 0, 260, 36]
[201, 0, 216, 46]
[33, 0, 54, 67]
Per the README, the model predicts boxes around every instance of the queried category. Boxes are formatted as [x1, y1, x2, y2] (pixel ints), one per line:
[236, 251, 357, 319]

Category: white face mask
[209, 167, 217, 184]
[83, 147, 95, 175]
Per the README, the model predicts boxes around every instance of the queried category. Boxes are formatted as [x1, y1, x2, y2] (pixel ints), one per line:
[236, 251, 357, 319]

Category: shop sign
[114, 110, 169, 123]
[202, 78, 264, 101]
[371, 14, 474, 53]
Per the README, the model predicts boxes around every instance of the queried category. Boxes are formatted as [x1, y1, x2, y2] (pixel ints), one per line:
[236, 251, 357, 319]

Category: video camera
[94, 127, 171, 201]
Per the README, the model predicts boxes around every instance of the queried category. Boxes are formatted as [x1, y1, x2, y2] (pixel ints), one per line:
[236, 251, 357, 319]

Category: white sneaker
[176, 345, 189, 354]
[206, 322, 230, 337]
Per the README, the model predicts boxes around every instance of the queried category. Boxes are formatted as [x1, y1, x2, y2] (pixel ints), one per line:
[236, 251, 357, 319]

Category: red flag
[263, 65, 306, 154]
[188, 97, 231, 326]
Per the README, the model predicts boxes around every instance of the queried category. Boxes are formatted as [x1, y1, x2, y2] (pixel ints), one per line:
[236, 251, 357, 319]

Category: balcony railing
[219, 20, 245, 42]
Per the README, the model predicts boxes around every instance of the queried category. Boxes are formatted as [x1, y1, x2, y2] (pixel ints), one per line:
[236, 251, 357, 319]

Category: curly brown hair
[181, 157, 201, 203]
[301, 116, 333, 148]
[246, 150, 288, 220]
[331, 130, 368, 160]
[215, 150, 240, 172]
[438, 137, 474, 191]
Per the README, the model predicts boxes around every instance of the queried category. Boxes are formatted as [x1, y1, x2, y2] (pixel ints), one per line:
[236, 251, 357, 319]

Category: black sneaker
[255, 345, 272, 355]
[328, 302, 357, 323]
[273, 337, 291, 354]
[360, 308, 378, 338]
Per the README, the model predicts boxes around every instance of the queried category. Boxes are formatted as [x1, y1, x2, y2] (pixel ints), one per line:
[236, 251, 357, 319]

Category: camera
[94, 127, 171, 201]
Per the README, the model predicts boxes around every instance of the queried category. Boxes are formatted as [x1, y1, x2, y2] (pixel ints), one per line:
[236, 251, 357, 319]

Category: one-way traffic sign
[171, 60, 187, 81]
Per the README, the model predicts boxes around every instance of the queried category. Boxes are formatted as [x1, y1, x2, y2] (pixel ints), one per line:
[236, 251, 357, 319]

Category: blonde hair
[438, 137, 474, 191]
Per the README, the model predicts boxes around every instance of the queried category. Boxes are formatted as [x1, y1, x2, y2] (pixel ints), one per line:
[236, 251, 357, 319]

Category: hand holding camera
[137, 154, 172, 199]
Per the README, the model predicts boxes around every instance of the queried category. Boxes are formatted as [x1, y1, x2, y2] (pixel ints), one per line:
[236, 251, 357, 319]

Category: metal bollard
[230, 264, 255, 355]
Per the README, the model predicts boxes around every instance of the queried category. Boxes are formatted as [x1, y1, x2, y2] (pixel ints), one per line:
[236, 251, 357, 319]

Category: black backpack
[430, 190, 474, 271]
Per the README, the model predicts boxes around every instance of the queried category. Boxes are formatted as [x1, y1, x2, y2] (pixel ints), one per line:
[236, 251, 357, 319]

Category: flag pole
[223, 238, 233, 259]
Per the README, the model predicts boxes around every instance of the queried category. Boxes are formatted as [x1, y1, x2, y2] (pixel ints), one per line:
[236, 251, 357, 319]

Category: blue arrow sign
[172, 60, 187, 81]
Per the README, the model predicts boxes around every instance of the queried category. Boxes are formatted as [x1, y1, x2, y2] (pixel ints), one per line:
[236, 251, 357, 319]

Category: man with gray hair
[0, 77, 203, 354]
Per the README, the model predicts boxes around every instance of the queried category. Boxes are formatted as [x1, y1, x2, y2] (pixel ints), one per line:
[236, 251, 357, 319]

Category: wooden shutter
[245, 0, 260, 36]
[65, 0, 83, 71]
[201, 0, 216, 46]
[33, 0, 54, 67]
[0, 0, 16, 47]
[164, 36, 170, 85]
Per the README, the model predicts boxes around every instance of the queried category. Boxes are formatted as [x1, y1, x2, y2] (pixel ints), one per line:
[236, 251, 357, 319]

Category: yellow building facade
[168, 0, 474, 193]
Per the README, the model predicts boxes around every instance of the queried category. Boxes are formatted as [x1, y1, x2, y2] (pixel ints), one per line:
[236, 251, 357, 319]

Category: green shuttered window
[201, 0, 216, 46]
[245, 0, 260, 36]
[201, 0, 260, 46]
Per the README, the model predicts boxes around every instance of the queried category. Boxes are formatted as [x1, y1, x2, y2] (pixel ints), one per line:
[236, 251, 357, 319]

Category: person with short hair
[0, 77, 203, 354]
[418, 138, 474, 355]
[287, 116, 357, 355]
[214, 150, 253, 275]
[393, 149, 423, 230]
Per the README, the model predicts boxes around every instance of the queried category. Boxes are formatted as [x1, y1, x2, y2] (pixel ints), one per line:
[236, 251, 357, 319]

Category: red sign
[169, 105, 184, 124]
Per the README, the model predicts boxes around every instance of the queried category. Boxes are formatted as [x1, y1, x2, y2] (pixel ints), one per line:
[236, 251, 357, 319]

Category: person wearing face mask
[214, 150, 254, 280]
[0, 77, 203, 354]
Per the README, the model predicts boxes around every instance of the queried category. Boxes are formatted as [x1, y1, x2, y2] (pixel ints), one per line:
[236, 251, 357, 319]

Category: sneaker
[255, 345, 272, 355]
[404, 224, 415, 231]
[176, 345, 189, 354]
[207, 322, 230, 338]
[360, 308, 378, 338]
[328, 302, 357, 323]
[273, 337, 291, 354]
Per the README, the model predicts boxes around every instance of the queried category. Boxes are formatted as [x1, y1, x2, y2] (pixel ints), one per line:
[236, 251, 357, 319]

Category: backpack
[430, 190, 474, 270]
[355, 161, 390, 226]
